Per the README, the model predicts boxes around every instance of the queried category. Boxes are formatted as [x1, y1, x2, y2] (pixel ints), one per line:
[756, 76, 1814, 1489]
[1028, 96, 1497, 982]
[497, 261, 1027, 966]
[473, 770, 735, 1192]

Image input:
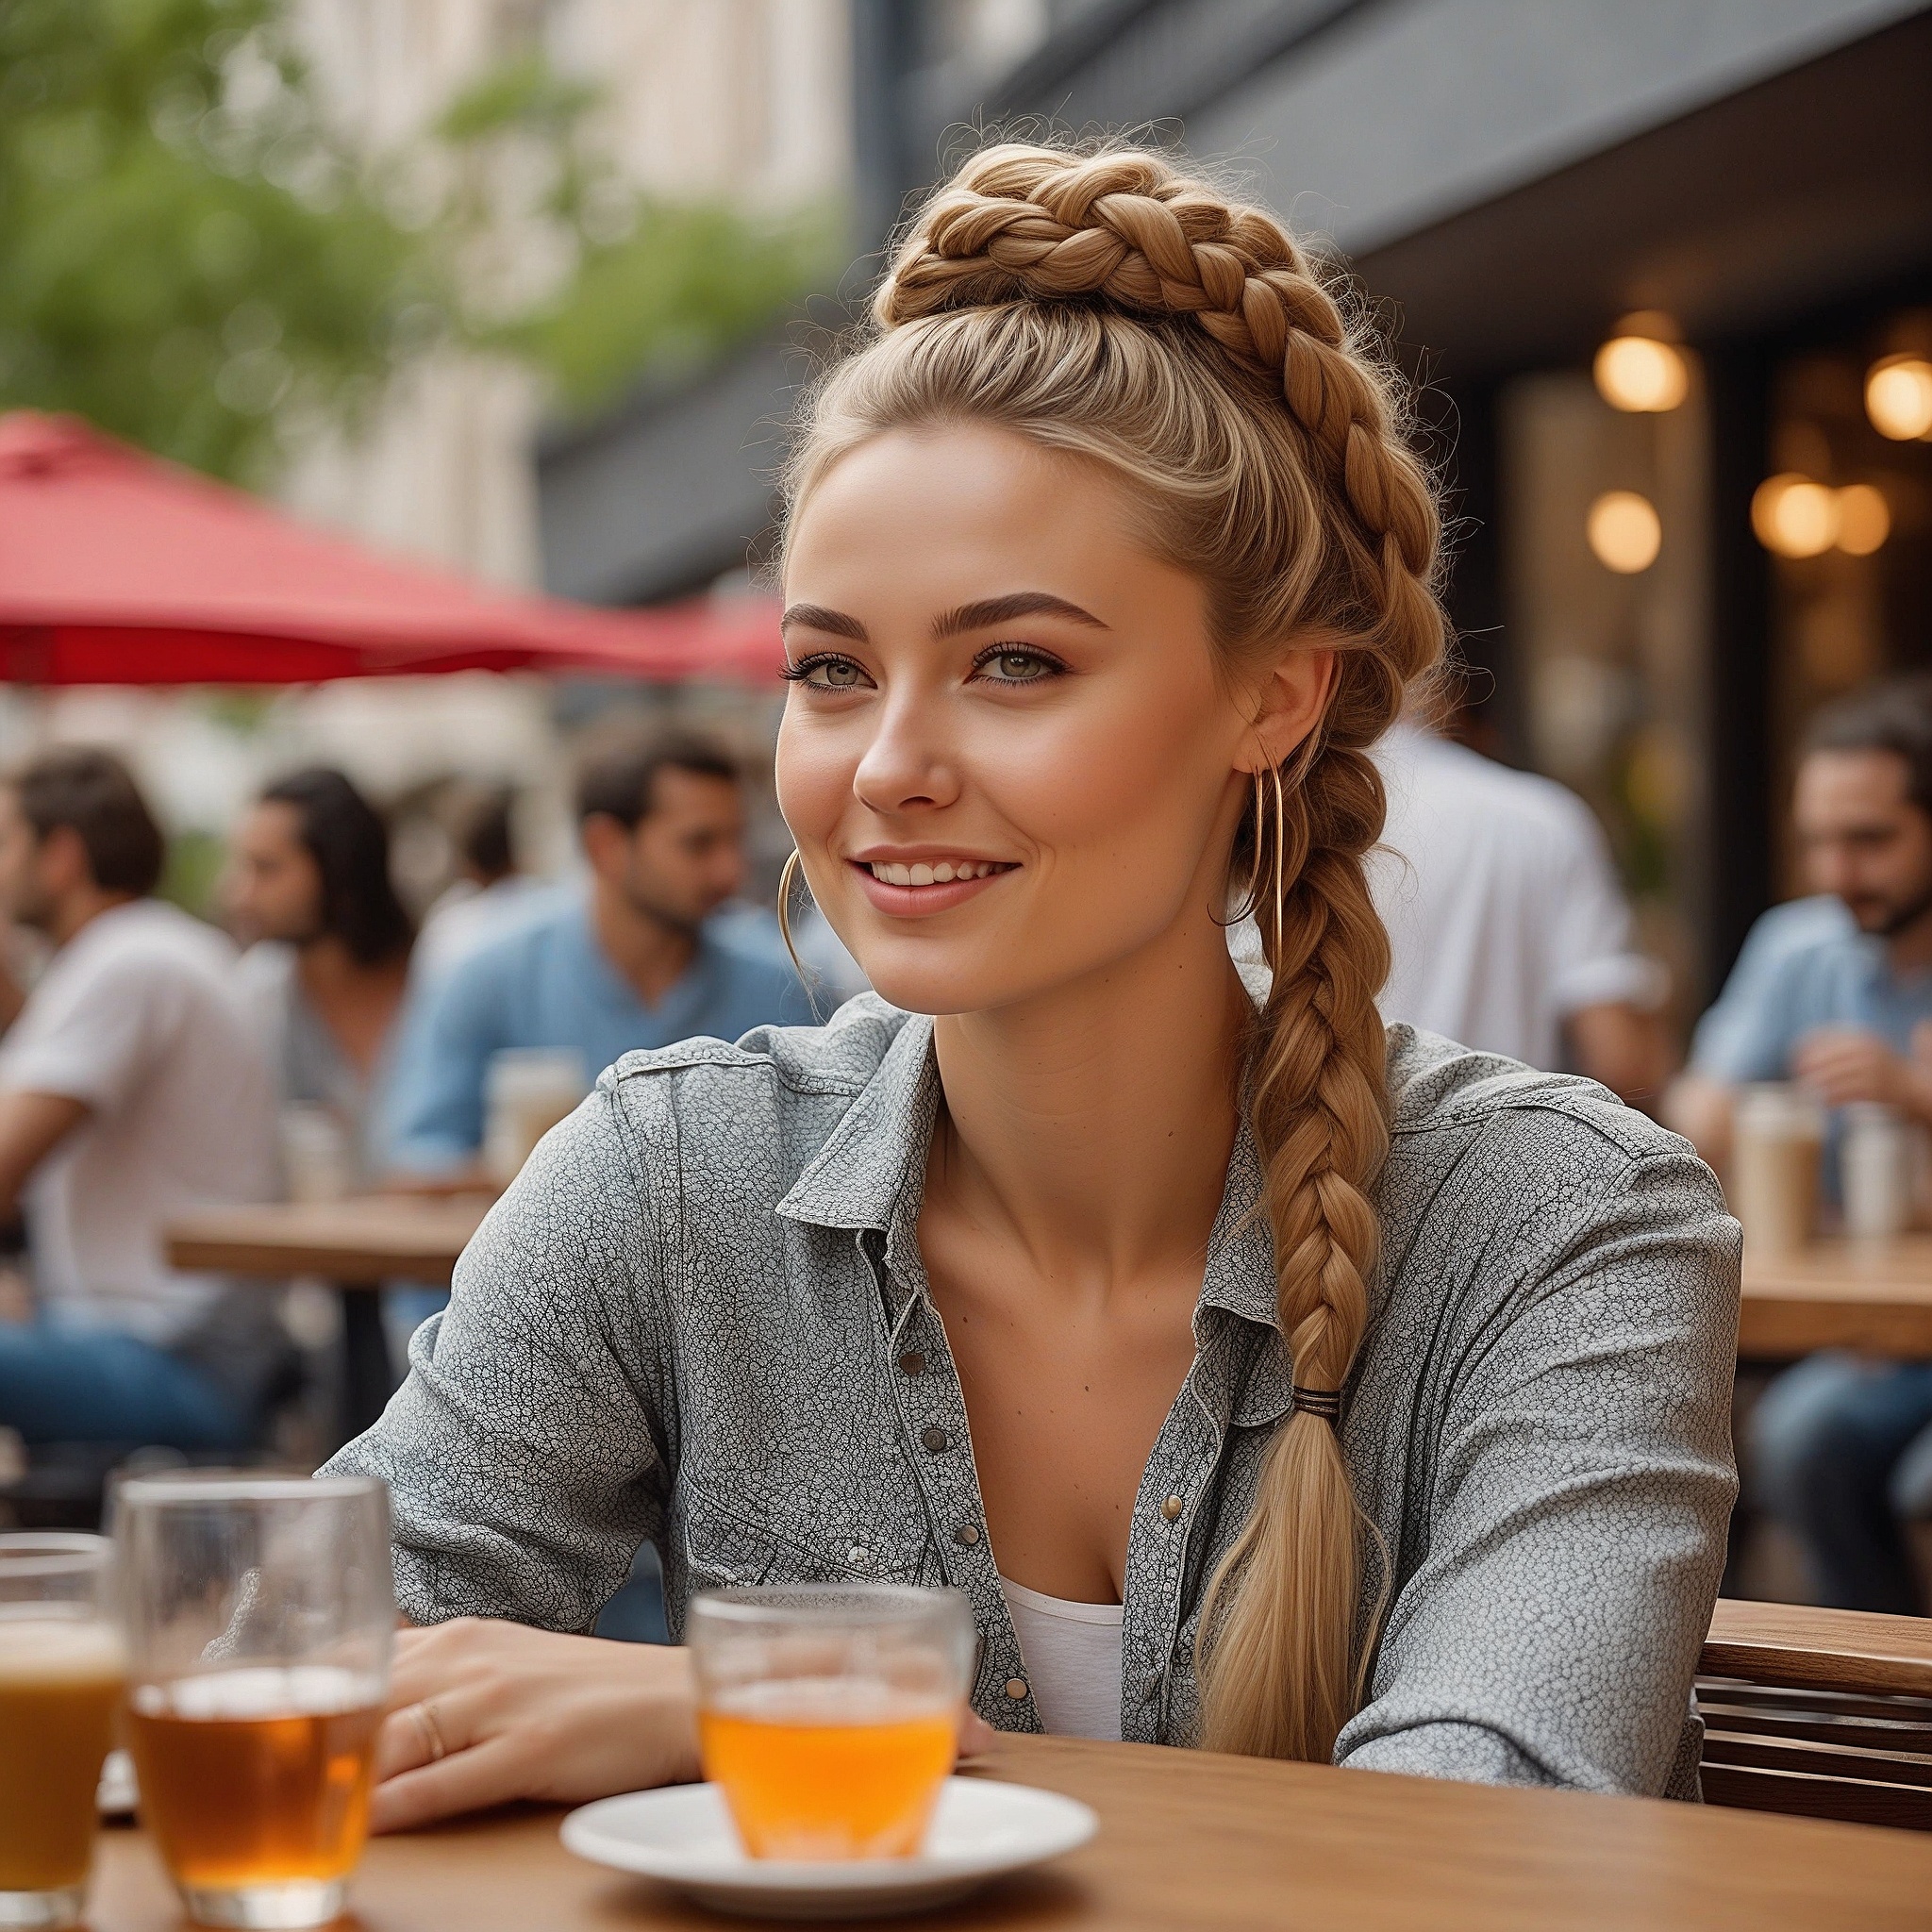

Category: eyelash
[778, 646, 1067, 689]
[777, 652, 855, 686]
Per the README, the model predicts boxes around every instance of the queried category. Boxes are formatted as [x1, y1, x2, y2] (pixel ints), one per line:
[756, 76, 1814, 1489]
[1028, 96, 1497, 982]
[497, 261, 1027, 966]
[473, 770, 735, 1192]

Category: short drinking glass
[116, 1475, 393, 1930]
[688, 1583, 975, 1861]
[0, 1534, 125, 1930]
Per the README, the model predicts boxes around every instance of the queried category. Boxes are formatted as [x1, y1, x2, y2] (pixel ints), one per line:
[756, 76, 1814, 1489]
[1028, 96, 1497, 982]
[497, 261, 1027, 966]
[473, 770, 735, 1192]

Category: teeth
[868, 860, 1001, 885]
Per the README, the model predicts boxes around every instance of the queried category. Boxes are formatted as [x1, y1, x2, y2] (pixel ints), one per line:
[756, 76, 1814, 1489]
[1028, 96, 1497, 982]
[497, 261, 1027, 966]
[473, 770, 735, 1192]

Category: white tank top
[997, 1574, 1124, 1742]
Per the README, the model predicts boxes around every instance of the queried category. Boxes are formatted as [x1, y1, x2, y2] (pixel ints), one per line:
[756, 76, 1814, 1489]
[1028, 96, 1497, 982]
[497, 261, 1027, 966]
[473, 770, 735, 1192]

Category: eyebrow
[779, 603, 868, 641]
[933, 592, 1108, 639]
[778, 590, 1111, 648]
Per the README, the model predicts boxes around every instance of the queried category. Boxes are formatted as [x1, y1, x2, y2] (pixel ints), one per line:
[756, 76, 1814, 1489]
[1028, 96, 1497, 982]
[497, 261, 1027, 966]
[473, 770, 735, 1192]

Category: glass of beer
[0, 1534, 125, 1929]
[115, 1475, 392, 1929]
[689, 1583, 974, 1861]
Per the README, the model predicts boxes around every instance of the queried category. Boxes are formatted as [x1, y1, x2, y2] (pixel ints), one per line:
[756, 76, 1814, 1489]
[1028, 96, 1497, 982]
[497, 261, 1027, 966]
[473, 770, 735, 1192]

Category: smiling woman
[324, 141, 1739, 1830]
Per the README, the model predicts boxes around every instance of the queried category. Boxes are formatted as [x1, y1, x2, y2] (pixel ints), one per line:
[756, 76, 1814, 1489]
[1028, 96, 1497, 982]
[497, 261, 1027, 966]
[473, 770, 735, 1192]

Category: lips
[863, 858, 1010, 887]
[846, 856, 1015, 917]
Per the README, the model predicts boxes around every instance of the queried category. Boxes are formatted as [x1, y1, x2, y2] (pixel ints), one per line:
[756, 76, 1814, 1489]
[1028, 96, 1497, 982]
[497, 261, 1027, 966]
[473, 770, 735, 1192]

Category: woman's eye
[978, 649, 1058, 684]
[786, 656, 872, 691]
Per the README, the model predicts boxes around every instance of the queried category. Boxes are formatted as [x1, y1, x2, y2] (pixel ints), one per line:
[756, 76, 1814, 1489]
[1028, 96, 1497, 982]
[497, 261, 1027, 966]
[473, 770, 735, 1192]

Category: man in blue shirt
[382, 730, 813, 1175]
[1669, 675, 1932, 1611]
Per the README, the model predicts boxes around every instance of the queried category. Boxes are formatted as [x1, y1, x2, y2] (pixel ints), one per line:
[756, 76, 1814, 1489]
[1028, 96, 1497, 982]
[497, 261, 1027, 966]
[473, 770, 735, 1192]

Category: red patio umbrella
[0, 411, 784, 684]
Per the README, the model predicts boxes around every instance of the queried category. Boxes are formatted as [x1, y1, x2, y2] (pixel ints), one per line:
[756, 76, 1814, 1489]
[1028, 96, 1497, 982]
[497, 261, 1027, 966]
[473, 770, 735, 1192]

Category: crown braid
[877, 145, 1441, 698]
[794, 139, 1444, 1763]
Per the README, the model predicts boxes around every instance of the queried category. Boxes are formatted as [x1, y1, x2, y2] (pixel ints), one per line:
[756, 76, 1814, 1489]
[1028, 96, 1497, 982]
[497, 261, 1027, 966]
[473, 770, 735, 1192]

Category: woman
[332, 143, 1738, 1831]
[228, 767, 416, 1177]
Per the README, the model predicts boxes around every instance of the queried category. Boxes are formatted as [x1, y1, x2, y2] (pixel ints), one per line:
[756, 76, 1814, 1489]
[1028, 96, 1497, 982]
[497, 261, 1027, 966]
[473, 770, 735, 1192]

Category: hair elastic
[1290, 1384, 1342, 1424]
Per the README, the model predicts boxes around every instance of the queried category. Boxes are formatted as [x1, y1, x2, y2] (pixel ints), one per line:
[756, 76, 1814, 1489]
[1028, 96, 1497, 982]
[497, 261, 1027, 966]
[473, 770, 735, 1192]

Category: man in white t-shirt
[1236, 723, 1671, 1100]
[1368, 723, 1672, 1099]
[0, 748, 280, 1448]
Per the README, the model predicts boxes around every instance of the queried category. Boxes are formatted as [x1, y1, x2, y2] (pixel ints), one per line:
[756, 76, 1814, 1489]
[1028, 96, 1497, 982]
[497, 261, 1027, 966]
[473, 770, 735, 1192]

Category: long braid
[792, 141, 1444, 1760]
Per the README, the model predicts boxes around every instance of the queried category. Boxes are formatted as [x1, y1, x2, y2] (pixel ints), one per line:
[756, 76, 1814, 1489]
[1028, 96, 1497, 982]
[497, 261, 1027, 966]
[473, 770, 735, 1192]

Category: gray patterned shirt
[328, 993, 1740, 1796]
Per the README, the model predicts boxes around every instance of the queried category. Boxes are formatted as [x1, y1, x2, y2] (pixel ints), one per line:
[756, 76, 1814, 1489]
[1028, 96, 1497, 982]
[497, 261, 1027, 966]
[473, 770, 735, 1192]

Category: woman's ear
[1235, 645, 1338, 774]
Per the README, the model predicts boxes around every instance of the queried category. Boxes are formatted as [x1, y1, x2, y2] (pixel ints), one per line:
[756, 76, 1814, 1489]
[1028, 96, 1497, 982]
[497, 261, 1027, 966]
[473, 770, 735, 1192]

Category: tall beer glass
[116, 1476, 392, 1930]
[0, 1534, 125, 1929]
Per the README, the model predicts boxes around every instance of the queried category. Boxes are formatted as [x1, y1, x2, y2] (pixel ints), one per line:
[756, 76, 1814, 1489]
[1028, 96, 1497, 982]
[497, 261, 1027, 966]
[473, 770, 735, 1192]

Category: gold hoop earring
[1270, 759, 1289, 959]
[776, 849, 804, 976]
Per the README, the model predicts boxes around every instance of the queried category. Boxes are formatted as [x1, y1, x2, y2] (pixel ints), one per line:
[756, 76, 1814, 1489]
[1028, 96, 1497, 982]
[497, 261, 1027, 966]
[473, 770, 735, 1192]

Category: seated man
[0, 748, 280, 1450]
[382, 730, 812, 1178]
[1669, 675, 1932, 1610]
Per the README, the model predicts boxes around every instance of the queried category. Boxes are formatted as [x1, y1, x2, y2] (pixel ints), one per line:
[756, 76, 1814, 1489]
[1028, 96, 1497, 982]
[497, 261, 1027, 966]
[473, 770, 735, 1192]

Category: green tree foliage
[429, 47, 839, 423]
[0, 0, 430, 482]
[0, 0, 835, 482]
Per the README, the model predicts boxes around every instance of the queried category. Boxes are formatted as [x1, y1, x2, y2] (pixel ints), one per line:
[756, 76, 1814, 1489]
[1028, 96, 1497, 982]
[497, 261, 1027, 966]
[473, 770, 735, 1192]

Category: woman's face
[776, 423, 1324, 1018]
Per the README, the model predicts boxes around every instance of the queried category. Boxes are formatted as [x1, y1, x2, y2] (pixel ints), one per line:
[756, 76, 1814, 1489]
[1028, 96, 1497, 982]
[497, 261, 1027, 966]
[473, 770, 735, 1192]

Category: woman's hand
[370, 1618, 702, 1833]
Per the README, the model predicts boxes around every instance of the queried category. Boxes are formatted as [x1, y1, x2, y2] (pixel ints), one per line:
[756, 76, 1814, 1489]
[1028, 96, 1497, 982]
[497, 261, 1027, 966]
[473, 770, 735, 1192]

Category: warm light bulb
[1586, 491, 1662, 573]
[1835, 483, 1890, 557]
[1865, 357, 1932, 441]
[1752, 475, 1840, 558]
[1593, 336, 1690, 412]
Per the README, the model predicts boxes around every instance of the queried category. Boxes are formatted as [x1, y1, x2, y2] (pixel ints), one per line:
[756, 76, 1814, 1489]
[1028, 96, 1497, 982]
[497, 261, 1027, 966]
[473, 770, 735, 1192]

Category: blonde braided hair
[785, 142, 1443, 1762]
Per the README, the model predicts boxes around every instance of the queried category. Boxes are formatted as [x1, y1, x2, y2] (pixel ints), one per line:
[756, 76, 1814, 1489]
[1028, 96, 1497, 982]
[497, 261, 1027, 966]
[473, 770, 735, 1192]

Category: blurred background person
[0, 748, 281, 1450]
[381, 729, 811, 1179]
[1369, 714, 1673, 1103]
[1235, 711, 1672, 1102]
[412, 782, 552, 984]
[1669, 675, 1932, 1612]
[226, 768, 417, 1190]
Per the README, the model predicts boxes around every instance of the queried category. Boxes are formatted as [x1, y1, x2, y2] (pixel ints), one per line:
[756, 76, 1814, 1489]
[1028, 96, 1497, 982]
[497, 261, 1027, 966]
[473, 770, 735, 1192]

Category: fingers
[956, 1708, 1000, 1766]
[368, 1734, 529, 1836]
[385, 1618, 490, 1710]
[374, 1694, 467, 1784]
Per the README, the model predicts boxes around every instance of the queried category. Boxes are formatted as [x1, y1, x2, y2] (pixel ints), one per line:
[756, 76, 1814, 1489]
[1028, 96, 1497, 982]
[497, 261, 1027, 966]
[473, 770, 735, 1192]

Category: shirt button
[953, 1523, 981, 1546]
[899, 1351, 926, 1376]
[1005, 1678, 1028, 1701]
[1161, 1494, 1184, 1522]
[921, 1425, 949, 1454]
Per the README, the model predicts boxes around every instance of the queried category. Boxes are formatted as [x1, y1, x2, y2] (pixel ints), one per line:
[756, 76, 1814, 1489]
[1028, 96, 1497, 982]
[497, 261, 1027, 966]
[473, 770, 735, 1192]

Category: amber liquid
[699, 1679, 957, 1860]
[127, 1668, 382, 1892]
[0, 1621, 125, 1892]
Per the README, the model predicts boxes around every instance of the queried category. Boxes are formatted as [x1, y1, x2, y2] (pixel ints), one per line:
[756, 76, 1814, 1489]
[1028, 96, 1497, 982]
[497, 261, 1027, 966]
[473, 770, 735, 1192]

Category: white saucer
[560, 1777, 1096, 1921]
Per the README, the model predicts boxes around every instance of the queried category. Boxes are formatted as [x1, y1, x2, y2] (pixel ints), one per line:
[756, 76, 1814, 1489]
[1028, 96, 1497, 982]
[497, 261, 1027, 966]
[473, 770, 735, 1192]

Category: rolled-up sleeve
[1337, 1137, 1740, 1793]
[325, 1081, 670, 1630]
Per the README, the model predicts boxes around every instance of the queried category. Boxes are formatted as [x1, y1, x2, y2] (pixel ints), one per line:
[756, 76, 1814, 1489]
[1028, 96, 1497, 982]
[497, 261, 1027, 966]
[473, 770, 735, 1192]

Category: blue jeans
[0, 1322, 252, 1450]
[1749, 1352, 1932, 1611]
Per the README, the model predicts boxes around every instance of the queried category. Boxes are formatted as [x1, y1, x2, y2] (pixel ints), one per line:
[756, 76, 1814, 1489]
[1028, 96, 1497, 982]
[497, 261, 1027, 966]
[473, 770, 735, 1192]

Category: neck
[1893, 892, 1932, 974]
[295, 934, 408, 1073]
[591, 876, 697, 1006]
[929, 908, 1251, 1289]
[1888, 900, 1932, 974]
[49, 887, 134, 949]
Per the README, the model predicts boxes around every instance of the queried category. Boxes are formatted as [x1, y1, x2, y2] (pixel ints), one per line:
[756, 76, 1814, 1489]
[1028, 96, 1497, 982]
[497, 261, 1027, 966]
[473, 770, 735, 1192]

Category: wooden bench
[1699, 1598, 1932, 1829]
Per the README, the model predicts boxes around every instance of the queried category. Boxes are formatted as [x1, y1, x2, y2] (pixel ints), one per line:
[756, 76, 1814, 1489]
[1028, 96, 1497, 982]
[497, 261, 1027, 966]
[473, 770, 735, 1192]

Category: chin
[858, 958, 1022, 1019]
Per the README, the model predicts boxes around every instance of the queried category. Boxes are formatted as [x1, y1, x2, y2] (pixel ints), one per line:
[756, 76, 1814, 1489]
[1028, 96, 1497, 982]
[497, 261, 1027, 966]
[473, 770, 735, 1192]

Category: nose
[853, 688, 961, 817]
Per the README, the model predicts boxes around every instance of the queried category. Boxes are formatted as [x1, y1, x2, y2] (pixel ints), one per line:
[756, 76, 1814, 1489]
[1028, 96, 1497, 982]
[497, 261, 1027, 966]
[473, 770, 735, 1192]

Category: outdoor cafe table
[85, 1733, 1932, 1931]
[1740, 1233, 1932, 1358]
[163, 1195, 491, 1440]
[166, 1207, 1932, 1422]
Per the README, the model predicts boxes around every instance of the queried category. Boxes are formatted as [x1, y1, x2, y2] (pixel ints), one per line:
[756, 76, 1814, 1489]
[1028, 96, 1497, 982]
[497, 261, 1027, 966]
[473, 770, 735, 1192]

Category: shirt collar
[774, 1012, 940, 1237]
[776, 1009, 1286, 1336]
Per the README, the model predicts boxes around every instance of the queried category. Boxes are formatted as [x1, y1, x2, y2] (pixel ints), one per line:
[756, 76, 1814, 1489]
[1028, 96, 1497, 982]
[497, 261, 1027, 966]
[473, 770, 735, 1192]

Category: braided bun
[787, 141, 1445, 1763]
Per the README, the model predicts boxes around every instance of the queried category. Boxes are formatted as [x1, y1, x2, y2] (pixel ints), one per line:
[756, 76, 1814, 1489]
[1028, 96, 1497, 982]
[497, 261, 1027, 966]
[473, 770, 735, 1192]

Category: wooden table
[1740, 1234, 1932, 1358]
[164, 1196, 491, 1439]
[87, 1733, 1932, 1930]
